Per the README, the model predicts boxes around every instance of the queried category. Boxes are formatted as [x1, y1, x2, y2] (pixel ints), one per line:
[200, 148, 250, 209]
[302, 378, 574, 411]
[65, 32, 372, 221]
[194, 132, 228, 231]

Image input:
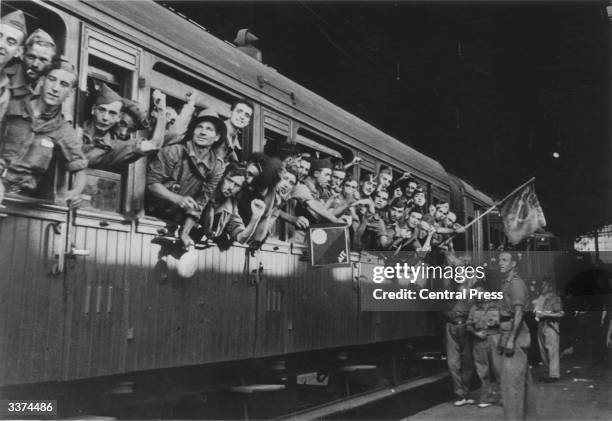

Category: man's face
[541, 281, 551, 294]
[245, 163, 261, 185]
[276, 170, 297, 199]
[406, 182, 418, 196]
[229, 103, 253, 129]
[23, 43, 55, 83]
[414, 192, 426, 206]
[389, 206, 403, 222]
[361, 179, 377, 196]
[116, 112, 135, 139]
[0, 24, 24, 67]
[41, 69, 75, 107]
[444, 213, 456, 228]
[192, 121, 220, 147]
[407, 211, 422, 228]
[93, 101, 122, 133]
[342, 180, 357, 196]
[331, 170, 346, 190]
[221, 174, 245, 197]
[297, 159, 311, 181]
[374, 190, 388, 209]
[498, 252, 516, 273]
[435, 208, 447, 222]
[393, 187, 403, 199]
[314, 168, 332, 187]
[428, 204, 436, 216]
[378, 172, 392, 189]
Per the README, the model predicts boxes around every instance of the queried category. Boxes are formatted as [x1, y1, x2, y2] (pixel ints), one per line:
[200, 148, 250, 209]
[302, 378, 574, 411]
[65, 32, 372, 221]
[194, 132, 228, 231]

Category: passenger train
[0, 0, 518, 416]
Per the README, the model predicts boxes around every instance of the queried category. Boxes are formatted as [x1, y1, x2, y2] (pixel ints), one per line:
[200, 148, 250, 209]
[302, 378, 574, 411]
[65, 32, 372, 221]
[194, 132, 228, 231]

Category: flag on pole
[498, 180, 547, 245]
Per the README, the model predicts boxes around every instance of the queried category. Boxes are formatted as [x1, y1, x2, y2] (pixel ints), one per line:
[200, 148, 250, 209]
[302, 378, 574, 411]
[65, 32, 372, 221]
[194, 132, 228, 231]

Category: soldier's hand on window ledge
[56, 191, 86, 209]
[293, 216, 309, 229]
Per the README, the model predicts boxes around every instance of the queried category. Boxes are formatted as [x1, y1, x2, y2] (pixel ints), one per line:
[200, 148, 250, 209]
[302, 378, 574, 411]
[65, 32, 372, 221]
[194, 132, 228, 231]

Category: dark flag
[499, 180, 546, 245]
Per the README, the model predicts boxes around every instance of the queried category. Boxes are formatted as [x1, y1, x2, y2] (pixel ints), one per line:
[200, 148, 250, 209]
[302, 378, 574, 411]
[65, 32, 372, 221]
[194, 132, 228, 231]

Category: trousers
[537, 321, 560, 378]
[445, 322, 474, 398]
[501, 342, 536, 420]
[473, 333, 501, 403]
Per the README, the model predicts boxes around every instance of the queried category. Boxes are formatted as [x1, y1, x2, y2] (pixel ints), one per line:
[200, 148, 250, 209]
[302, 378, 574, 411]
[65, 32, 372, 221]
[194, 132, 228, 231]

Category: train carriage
[0, 0, 503, 412]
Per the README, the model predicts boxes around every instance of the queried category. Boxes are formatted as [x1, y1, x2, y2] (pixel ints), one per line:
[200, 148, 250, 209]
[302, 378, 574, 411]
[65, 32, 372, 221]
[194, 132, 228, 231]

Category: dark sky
[160, 1, 610, 240]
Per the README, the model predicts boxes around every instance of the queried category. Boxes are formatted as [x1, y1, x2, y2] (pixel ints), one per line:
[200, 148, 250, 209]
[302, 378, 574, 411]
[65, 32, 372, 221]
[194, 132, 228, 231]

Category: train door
[61, 26, 142, 381]
[0, 205, 68, 386]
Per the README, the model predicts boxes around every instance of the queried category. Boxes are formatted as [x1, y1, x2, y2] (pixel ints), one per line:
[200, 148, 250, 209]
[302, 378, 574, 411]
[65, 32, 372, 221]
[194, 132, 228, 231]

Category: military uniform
[82, 120, 147, 169]
[444, 292, 475, 402]
[0, 71, 9, 123]
[0, 95, 87, 194]
[535, 291, 563, 379]
[467, 299, 502, 404]
[146, 141, 224, 222]
[500, 271, 536, 420]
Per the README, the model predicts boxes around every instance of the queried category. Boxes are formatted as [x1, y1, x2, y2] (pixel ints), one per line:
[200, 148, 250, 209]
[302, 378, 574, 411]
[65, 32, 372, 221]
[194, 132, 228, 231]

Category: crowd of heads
[0, 7, 466, 253]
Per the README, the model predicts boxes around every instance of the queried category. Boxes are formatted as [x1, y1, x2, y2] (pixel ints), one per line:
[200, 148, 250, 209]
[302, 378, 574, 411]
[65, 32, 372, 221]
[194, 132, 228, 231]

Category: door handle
[250, 262, 264, 286]
[67, 244, 90, 258]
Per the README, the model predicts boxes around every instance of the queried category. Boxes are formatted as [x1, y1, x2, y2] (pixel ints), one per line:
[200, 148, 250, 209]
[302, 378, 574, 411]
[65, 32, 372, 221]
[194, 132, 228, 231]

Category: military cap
[26, 28, 56, 47]
[378, 167, 392, 176]
[49, 55, 75, 73]
[95, 83, 123, 106]
[121, 98, 148, 129]
[188, 114, 227, 141]
[1, 10, 27, 36]
[197, 108, 221, 118]
[311, 158, 332, 172]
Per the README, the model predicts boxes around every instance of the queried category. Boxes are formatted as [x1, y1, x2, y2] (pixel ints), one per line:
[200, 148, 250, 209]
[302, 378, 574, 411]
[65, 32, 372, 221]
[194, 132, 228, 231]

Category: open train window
[261, 109, 292, 159]
[1, 2, 66, 53]
[0, 2, 67, 203]
[141, 62, 254, 219]
[294, 128, 351, 163]
[148, 62, 252, 148]
[75, 27, 141, 214]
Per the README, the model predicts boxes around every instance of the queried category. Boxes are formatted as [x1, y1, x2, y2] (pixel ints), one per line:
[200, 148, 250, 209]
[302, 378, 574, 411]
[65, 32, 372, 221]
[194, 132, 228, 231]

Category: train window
[75, 28, 141, 214]
[467, 216, 475, 250]
[294, 128, 350, 162]
[0, 2, 67, 203]
[149, 62, 254, 150]
[263, 128, 290, 158]
[142, 62, 254, 220]
[1, 2, 66, 53]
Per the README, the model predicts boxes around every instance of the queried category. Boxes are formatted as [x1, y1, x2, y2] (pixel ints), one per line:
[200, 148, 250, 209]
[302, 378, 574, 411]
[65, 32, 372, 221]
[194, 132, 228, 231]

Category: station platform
[405, 358, 612, 420]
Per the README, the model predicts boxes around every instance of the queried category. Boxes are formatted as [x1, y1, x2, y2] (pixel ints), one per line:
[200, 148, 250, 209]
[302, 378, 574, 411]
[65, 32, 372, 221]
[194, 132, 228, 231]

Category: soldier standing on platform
[467, 284, 502, 408]
[534, 279, 564, 381]
[443, 253, 476, 407]
[498, 251, 536, 420]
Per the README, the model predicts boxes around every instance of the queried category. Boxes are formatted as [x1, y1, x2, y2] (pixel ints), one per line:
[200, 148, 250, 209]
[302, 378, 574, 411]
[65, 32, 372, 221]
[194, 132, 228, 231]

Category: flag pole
[440, 177, 536, 246]
[459, 176, 535, 231]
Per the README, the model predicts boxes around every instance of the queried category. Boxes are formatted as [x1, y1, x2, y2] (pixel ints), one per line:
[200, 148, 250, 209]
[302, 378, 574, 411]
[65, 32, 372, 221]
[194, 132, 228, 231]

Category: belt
[500, 315, 513, 322]
[449, 319, 467, 325]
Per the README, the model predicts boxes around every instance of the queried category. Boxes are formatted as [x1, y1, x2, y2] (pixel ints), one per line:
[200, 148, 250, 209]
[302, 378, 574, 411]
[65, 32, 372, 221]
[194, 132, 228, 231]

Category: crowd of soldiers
[444, 251, 564, 420]
[0, 9, 467, 254]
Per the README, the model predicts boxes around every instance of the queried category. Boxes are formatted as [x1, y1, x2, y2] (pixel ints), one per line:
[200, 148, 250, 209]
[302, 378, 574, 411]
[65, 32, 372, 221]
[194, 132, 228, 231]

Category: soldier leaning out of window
[146, 114, 226, 244]
[81, 83, 166, 171]
[0, 10, 28, 122]
[185, 162, 265, 250]
[0, 57, 88, 206]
